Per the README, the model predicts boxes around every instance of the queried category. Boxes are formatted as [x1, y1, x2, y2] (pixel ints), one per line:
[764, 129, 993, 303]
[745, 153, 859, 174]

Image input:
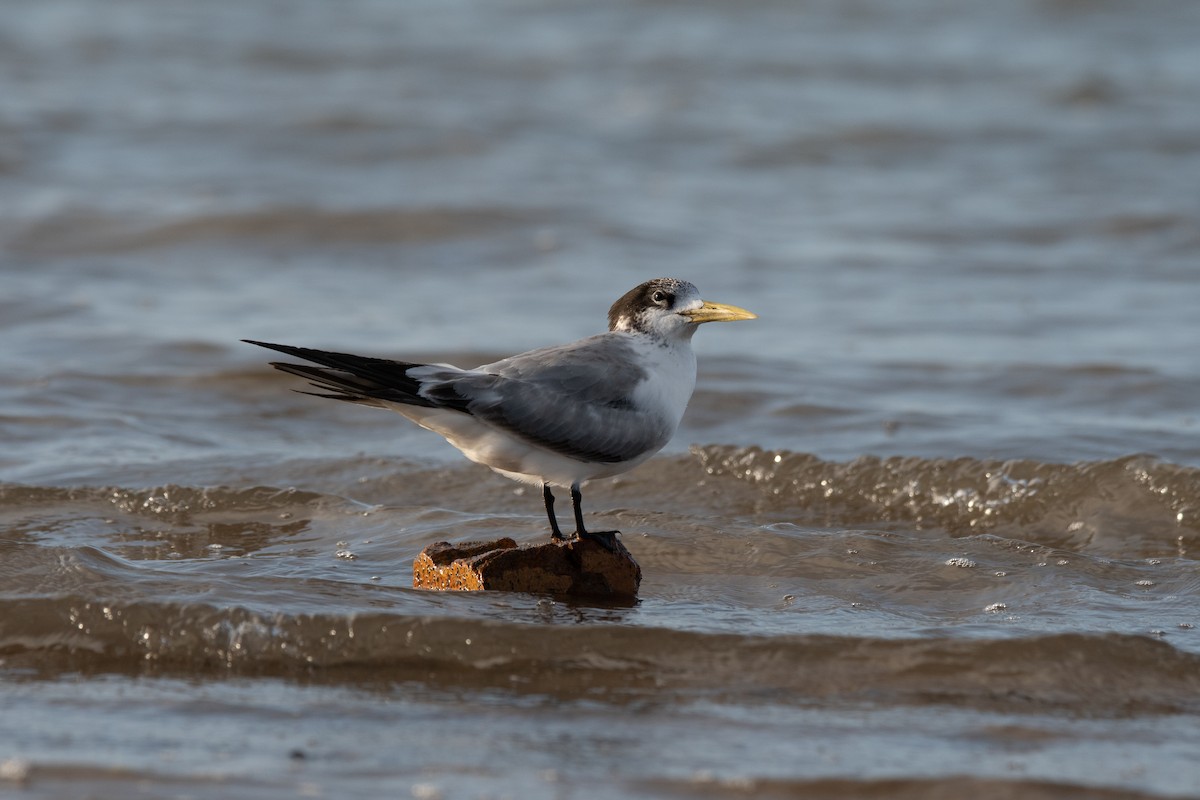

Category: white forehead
[673, 281, 702, 309]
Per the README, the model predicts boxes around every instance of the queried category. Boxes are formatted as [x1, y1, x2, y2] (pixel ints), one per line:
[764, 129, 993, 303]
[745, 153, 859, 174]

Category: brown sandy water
[3, 1, 1200, 797]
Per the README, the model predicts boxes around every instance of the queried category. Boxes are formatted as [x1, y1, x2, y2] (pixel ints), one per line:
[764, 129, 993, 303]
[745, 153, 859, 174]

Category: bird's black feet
[543, 483, 619, 551]
[544, 483, 566, 542]
[574, 529, 620, 553]
[566, 484, 620, 551]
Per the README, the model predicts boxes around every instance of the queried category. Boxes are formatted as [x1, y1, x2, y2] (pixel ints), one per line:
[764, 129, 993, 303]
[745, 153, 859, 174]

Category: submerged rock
[412, 536, 641, 599]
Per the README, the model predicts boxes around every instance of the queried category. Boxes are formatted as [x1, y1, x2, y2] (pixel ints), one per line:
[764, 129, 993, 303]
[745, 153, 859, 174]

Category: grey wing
[415, 335, 670, 463]
[480, 334, 647, 404]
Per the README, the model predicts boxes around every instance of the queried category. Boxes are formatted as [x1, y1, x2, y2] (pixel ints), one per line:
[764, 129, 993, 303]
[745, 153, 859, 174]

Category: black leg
[543, 483, 564, 541]
[570, 484, 587, 536]
[570, 483, 619, 552]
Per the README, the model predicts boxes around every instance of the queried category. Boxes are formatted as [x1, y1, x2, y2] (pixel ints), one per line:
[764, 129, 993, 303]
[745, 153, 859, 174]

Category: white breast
[625, 335, 698, 438]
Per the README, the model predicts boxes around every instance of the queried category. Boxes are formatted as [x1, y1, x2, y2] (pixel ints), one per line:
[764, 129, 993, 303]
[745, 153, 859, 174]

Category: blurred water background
[2, 1, 1200, 798]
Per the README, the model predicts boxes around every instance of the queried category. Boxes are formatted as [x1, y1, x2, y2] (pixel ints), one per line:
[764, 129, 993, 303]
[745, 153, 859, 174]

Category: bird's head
[607, 278, 757, 338]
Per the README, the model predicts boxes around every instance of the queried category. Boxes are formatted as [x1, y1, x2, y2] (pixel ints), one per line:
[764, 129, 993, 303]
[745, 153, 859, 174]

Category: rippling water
[3, 1, 1200, 798]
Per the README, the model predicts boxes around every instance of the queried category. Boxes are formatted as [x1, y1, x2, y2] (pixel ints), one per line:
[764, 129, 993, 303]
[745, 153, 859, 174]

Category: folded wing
[244, 337, 672, 464]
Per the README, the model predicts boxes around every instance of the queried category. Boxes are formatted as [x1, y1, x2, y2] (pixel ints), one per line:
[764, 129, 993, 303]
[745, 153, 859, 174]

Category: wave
[0, 483, 332, 560]
[2, 594, 1197, 715]
[5, 447, 1200, 557]
[642, 775, 1173, 800]
[0, 483, 326, 518]
[693, 447, 1200, 554]
[8, 206, 535, 256]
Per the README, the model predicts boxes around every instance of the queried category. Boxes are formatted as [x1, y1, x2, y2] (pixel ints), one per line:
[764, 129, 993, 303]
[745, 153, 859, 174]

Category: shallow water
[3, 0, 1200, 798]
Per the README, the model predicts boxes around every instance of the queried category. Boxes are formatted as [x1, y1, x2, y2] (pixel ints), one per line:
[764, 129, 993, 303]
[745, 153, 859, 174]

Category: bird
[244, 278, 755, 550]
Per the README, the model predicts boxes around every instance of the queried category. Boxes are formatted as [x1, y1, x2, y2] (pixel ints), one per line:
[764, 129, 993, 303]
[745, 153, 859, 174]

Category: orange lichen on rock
[413, 536, 641, 599]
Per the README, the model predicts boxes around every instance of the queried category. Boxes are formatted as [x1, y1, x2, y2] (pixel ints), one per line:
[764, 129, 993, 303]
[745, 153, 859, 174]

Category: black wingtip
[243, 340, 441, 410]
[243, 339, 300, 358]
[244, 339, 355, 365]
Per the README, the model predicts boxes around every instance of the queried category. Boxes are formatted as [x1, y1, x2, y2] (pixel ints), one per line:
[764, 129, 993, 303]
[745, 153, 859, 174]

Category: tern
[245, 278, 755, 549]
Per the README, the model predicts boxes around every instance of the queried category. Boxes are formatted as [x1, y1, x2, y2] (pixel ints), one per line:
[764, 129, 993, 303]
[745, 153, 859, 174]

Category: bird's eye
[652, 290, 667, 304]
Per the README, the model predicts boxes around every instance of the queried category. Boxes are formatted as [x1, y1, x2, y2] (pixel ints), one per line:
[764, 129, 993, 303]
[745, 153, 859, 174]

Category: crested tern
[245, 278, 755, 549]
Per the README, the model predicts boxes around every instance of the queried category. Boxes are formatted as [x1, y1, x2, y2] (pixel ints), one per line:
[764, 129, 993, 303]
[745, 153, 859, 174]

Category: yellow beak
[681, 300, 758, 324]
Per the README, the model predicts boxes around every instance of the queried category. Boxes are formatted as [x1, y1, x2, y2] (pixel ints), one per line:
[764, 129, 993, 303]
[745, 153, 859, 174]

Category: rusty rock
[413, 536, 641, 599]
